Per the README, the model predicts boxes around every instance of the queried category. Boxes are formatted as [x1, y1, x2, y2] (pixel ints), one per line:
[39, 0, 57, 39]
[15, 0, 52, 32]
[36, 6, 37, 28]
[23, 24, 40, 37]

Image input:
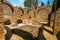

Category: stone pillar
[0, 3, 5, 40]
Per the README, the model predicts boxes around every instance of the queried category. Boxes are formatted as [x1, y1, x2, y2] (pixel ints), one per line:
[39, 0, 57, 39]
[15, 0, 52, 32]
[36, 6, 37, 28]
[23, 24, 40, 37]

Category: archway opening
[17, 19, 23, 24]
[4, 19, 11, 25]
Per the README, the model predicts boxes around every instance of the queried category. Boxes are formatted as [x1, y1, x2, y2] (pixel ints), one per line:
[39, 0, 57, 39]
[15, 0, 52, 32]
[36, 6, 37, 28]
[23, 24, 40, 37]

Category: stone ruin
[0, 0, 60, 40]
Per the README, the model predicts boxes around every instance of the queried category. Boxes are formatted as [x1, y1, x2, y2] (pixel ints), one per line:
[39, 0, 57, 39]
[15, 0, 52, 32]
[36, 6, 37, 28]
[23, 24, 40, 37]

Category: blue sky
[6, 0, 54, 8]
[38, 0, 54, 6]
[6, 0, 25, 7]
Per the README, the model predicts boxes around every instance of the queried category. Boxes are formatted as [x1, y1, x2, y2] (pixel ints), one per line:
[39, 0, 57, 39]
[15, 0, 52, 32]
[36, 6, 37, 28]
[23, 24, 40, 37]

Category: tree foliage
[34, 0, 38, 9]
[41, 2, 45, 6]
[47, 0, 50, 6]
[24, 0, 38, 8]
[24, 0, 32, 8]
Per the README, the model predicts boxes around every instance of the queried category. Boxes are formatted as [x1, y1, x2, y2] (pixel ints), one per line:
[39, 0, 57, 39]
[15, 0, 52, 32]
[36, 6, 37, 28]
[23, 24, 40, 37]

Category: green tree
[47, 0, 50, 6]
[34, 0, 38, 9]
[41, 2, 45, 6]
[24, 0, 32, 8]
[24, 0, 38, 8]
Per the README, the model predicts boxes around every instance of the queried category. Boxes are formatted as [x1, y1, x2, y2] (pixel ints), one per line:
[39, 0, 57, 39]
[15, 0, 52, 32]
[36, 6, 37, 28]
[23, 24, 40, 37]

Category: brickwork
[0, 24, 5, 40]
[0, 1, 5, 40]
[0, 0, 60, 37]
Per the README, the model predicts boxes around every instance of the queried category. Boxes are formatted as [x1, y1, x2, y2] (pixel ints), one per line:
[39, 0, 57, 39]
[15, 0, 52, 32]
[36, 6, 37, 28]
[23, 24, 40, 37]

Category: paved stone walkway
[43, 26, 57, 40]
[4, 24, 58, 40]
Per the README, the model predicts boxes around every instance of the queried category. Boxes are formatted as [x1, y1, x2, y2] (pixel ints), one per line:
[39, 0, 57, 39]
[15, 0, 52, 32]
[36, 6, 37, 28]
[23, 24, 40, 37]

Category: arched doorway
[17, 19, 23, 24]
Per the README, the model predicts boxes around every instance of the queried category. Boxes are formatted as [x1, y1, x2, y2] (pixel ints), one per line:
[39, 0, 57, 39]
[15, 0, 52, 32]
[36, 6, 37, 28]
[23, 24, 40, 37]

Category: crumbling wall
[0, 3, 5, 40]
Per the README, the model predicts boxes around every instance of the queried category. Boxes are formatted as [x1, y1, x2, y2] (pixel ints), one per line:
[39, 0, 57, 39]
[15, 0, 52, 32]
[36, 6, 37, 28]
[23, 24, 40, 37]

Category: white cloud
[18, 0, 25, 8]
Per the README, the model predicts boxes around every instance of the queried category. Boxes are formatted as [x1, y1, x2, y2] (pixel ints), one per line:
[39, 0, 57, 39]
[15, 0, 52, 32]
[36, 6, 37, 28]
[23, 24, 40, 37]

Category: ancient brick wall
[1, 0, 52, 24]
[0, 0, 60, 37]
[55, 8, 60, 34]
[0, 2, 5, 40]
[3, 4, 52, 25]
[0, 24, 5, 40]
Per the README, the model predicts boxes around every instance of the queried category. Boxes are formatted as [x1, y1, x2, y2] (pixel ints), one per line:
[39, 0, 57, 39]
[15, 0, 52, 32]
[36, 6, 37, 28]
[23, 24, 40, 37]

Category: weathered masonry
[0, 0, 60, 39]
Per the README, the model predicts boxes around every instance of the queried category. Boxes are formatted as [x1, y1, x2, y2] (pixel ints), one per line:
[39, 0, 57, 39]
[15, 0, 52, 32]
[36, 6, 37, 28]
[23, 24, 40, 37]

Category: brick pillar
[0, 3, 5, 40]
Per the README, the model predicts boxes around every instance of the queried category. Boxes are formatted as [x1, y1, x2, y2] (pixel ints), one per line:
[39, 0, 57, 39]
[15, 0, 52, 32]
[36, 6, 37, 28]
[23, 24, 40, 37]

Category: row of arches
[1, 0, 50, 15]
[13, 7, 50, 18]
[1, 0, 51, 24]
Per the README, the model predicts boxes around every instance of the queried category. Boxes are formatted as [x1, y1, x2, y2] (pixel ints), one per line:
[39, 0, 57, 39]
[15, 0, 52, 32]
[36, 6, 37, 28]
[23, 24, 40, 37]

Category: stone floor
[43, 27, 57, 40]
[4, 23, 58, 40]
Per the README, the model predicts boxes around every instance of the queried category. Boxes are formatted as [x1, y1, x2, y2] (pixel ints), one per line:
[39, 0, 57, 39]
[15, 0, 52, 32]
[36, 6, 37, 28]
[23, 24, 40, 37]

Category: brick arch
[27, 9, 33, 14]
[37, 8, 49, 14]
[2, 2, 14, 12]
[17, 19, 23, 24]
[27, 9, 36, 18]
[37, 8, 49, 22]
[19, 8, 24, 14]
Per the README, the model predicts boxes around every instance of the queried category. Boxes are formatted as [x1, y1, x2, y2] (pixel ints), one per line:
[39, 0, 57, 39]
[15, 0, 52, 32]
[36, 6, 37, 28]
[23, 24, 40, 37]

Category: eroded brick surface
[0, 24, 5, 40]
